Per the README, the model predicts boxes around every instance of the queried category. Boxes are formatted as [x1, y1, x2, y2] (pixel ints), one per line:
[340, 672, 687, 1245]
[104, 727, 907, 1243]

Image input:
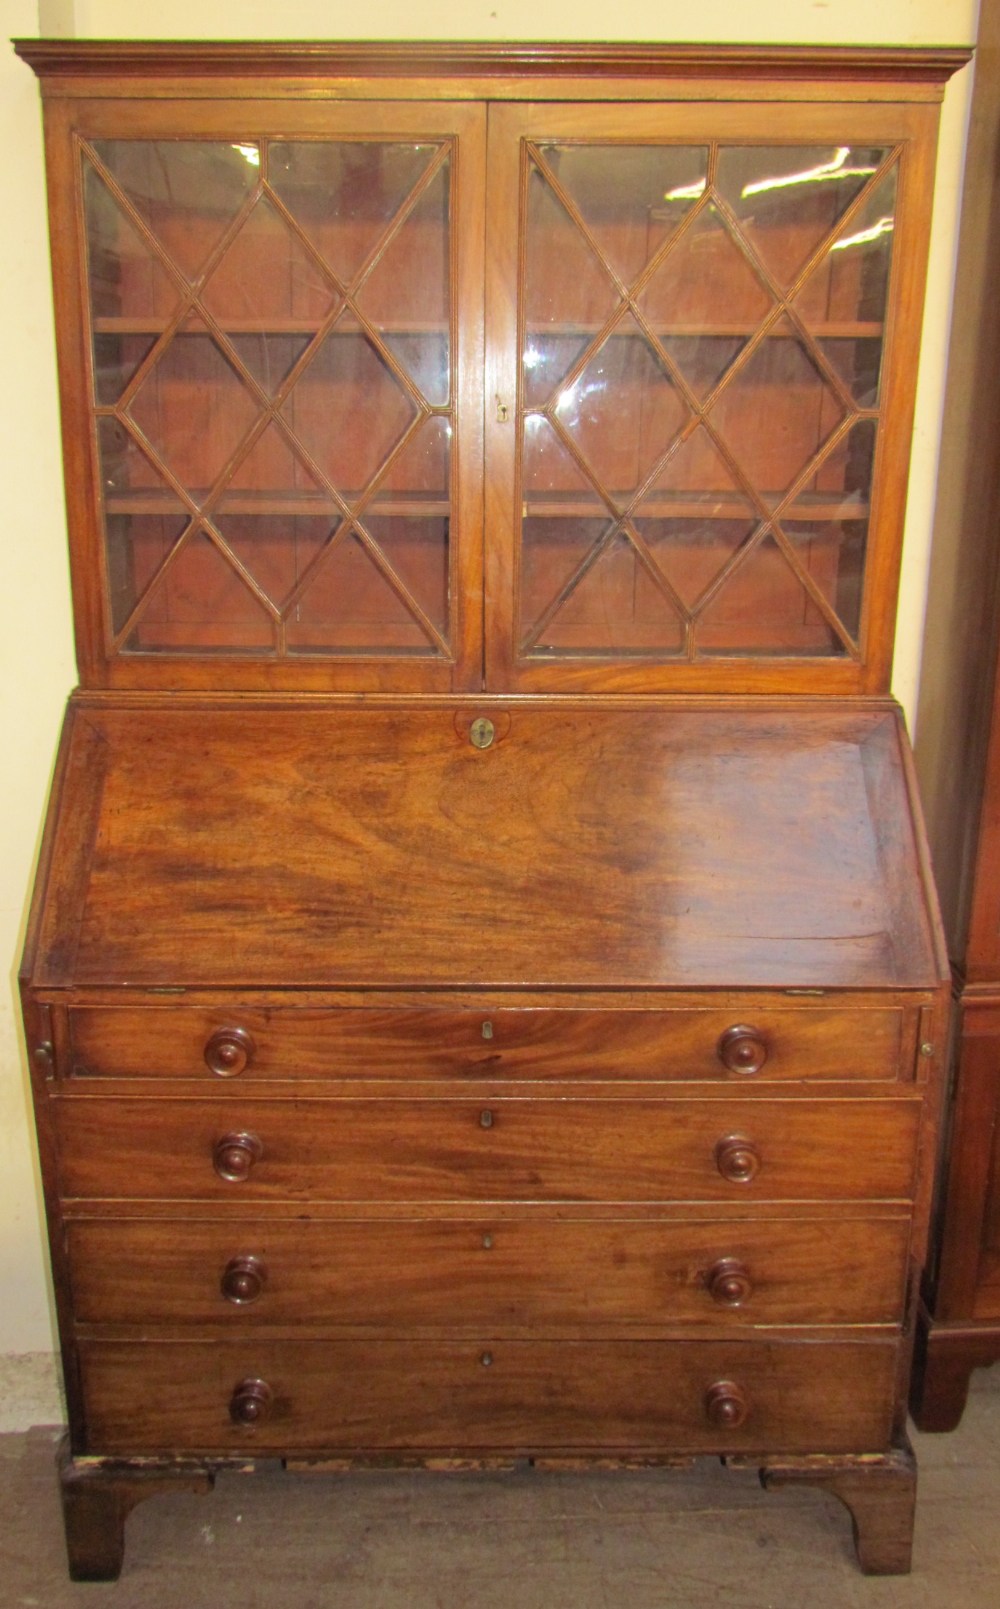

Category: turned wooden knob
[715, 1134, 761, 1184]
[204, 1026, 256, 1077]
[705, 1379, 750, 1430]
[213, 1131, 263, 1182]
[717, 1024, 768, 1075]
[229, 1377, 273, 1426]
[220, 1254, 267, 1305]
[707, 1257, 753, 1306]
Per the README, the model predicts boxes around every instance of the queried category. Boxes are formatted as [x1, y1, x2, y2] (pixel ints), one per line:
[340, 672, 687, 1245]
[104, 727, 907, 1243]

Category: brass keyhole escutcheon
[470, 717, 495, 750]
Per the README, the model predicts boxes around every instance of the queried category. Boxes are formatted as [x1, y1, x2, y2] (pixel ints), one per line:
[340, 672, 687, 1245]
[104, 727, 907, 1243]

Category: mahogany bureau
[14, 39, 964, 1579]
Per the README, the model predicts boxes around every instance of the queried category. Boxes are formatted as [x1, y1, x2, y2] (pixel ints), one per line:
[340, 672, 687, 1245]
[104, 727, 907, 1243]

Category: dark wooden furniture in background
[15, 40, 965, 1579]
[912, 648, 1000, 1428]
[906, 0, 1000, 1435]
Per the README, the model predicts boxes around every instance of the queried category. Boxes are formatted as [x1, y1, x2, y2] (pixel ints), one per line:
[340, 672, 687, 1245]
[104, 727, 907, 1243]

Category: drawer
[66, 1002, 908, 1084]
[67, 1214, 911, 1330]
[77, 1337, 899, 1456]
[55, 1096, 921, 1204]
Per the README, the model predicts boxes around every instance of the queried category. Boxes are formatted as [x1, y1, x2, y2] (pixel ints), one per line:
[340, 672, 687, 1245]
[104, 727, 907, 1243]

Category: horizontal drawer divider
[72, 1323, 905, 1344]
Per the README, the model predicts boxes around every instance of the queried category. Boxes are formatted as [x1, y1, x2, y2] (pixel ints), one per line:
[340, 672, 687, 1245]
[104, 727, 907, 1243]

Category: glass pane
[520, 517, 612, 646]
[779, 520, 867, 642]
[530, 529, 685, 654]
[523, 333, 594, 413]
[706, 317, 846, 505]
[225, 421, 331, 501]
[373, 415, 450, 502]
[632, 517, 759, 612]
[359, 159, 450, 406]
[362, 418, 452, 638]
[93, 332, 160, 407]
[213, 515, 336, 609]
[637, 423, 756, 516]
[524, 160, 621, 329]
[639, 207, 774, 398]
[269, 142, 438, 286]
[287, 531, 435, 654]
[535, 144, 707, 288]
[694, 531, 843, 656]
[362, 515, 450, 637]
[226, 334, 312, 399]
[282, 317, 417, 496]
[552, 315, 689, 499]
[803, 418, 877, 512]
[90, 140, 260, 282]
[105, 510, 190, 636]
[641, 206, 773, 328]
[794, 167, 897, 325]
[522, 416, 607, 506]
[715, 145, 888, 291]
[125, 529, 276, 654]
[815, 337, 884, 410]
[794, 168, 897, 408]
[201, 194, 338, 325]
[84, 162, 182, 325]
[97, 415, 170, 498]
[127, 317, 262, 497]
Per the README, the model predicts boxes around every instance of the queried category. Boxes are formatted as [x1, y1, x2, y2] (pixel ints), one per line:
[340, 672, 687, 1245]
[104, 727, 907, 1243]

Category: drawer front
[66, 1003, 907, 1084]
[78, 1337, 898, 1456]
[67, 1215, 911, 1330]
[55, 1096, 921, 1203]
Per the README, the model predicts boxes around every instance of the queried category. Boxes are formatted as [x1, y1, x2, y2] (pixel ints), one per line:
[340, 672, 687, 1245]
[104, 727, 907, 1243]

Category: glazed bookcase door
[484, 102, 938, 693]
[49, 100, 486, 691]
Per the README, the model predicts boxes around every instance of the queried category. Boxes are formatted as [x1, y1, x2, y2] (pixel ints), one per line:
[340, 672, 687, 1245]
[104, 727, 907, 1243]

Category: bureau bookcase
[15, 40, 964, 1579]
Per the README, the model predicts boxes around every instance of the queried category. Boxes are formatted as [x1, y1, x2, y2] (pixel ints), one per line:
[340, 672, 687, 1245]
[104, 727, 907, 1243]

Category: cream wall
[0, 0, 979, 1412]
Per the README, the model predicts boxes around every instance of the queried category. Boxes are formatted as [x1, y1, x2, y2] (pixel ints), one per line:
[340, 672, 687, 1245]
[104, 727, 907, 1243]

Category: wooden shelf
[522, 493, 870, 522]
[523, 321, 885, 341]
[104, 493, 450, 519]
[92, 317, 881, 341]
[92, 317, 450, 337]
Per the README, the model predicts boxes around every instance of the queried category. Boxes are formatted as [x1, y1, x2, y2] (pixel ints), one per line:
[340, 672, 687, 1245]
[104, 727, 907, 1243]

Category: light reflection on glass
[831, 217, 894, 252]
[664, 178, 707, 202]
[741, 147, 877, 197]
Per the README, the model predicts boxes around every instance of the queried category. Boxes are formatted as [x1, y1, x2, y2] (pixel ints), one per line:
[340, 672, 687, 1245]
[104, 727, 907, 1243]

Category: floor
[3, 1373, 999, 1608]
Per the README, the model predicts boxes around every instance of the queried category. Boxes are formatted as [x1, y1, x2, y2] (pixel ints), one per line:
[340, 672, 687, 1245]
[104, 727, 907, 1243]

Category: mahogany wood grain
[13, 42, 970, 91]
[76, 1336, 898, 1456]
[65, 1001, 908, 1083]
[31, 702, 941, 992]
[760, 1437, 916, 1575]
[57, 1434, 214, 1583]
[53, 1093, 922, 1206]
[64, 1213, 911, 1331]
